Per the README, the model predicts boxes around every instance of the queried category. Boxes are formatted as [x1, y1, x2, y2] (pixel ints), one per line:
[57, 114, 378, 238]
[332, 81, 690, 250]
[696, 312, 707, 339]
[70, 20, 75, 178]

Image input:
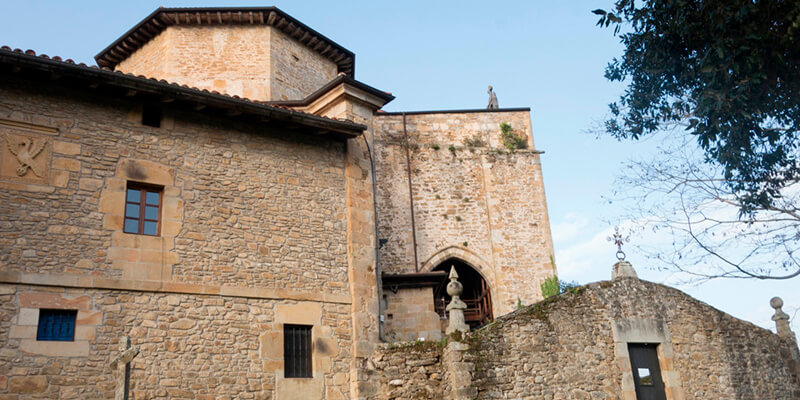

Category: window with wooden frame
[124, 183, 163, 236]
[284, 324, 312, 378]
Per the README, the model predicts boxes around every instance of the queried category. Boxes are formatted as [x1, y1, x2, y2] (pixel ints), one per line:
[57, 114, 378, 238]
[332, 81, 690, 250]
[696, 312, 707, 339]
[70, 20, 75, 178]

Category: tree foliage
[594, 0, 800, 215]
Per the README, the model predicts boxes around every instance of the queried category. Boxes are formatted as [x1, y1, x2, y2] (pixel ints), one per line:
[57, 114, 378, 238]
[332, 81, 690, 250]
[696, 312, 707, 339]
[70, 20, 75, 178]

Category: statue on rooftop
[487, 86, 498, 109]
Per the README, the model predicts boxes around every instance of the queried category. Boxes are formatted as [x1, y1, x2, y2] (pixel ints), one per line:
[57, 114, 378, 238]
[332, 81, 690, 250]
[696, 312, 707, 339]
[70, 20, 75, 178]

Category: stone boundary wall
[468, 279, 800, 399]
[373, 111, 555, 315]
[371, 279, 800, 400]
[371, 341, 445, 400]
[0, 77, 350, 298]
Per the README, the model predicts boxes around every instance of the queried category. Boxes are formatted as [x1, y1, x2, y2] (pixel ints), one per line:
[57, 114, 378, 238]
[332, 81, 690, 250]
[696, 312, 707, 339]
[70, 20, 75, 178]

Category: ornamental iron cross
[608, 226, 628, 261]
[110, 336, 139, 400]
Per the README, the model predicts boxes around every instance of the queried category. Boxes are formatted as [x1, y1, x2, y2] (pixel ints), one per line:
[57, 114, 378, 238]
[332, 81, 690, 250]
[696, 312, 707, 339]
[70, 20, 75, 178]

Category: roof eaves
[0, 46, 366, 137]
[94, 7, 355, 77]
[269, 75, 395, 108]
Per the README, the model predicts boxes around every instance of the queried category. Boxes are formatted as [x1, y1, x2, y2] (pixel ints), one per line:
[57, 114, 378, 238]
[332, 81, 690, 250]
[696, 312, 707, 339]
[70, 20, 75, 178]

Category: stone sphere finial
[770, 296, 795, 340]
[446, 266, 463, 298]
[770, 296, 784, 310]
[445, 265, 469, 335]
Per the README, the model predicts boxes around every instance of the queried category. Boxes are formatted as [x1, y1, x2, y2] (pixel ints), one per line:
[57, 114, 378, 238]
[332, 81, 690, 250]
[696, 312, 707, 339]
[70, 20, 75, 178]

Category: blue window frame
[37, 309, 77, 341]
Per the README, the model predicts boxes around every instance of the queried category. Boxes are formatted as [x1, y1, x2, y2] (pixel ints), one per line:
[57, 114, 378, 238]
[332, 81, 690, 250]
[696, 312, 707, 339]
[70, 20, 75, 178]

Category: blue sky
[2, 0, 796, 331]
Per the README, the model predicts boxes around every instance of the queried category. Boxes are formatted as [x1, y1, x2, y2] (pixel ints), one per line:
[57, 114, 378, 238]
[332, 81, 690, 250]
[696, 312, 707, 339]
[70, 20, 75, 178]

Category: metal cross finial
[609, 226, 627, 261]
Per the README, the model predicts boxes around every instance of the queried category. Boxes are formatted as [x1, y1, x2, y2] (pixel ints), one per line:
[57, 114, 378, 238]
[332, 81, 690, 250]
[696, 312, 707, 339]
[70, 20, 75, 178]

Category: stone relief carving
[4, 134, 47, 177]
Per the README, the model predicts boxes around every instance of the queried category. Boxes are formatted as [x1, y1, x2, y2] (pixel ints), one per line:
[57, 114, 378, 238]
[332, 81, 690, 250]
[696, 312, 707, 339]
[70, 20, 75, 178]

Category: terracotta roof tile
[0, 45, 364, 136]
[95, 7, 355, 77]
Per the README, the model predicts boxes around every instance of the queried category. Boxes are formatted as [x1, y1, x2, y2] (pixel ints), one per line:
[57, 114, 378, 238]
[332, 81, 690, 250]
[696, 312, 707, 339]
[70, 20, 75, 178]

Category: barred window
[284, 324, 312, 378]
[37, 309, 77, 341]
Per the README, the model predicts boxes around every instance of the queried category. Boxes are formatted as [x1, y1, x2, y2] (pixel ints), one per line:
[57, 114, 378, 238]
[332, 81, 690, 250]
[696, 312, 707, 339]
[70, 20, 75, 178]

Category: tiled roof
[268, 74, 395, 108]
[0, 46, 366, 138]
[95, 7, 355, 77]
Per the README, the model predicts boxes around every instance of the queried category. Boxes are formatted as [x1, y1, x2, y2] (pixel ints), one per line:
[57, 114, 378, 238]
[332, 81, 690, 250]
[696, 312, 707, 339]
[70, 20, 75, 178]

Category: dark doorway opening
[629, 343, 667, 400]
[433, 258, 493, 329]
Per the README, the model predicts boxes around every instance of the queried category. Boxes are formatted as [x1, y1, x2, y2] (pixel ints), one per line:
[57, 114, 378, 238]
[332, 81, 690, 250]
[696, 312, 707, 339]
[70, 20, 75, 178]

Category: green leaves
[593, 8, 623, 34]
[594, 0, 800, 215]
[500, 122, 527, 151]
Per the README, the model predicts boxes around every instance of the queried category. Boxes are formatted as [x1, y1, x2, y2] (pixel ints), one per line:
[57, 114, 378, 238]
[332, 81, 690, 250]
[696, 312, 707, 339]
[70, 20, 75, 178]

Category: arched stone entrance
[432, 258, 493, 329]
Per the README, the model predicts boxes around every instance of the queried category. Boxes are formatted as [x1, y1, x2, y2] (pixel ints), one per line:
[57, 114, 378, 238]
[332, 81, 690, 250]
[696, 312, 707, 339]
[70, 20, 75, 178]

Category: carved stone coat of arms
[1, 131, 51, 183]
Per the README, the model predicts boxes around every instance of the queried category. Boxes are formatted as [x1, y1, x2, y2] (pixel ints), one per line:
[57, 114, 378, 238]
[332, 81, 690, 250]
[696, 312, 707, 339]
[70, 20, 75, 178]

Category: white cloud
[555, 224, 619, 283]
[551, 212, 591, 244]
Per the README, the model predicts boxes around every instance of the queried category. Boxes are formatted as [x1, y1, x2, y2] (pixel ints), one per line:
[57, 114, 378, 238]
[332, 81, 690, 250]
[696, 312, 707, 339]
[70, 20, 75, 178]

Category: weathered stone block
[7, 376, 47, 394]
[53, 140, 80, 155]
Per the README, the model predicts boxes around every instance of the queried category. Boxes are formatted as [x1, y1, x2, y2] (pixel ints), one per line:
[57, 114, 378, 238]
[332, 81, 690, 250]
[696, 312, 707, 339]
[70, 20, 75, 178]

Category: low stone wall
[468, 279, 800, 399]
[371, 341, 445, 399]
[371, 278, 800, 400]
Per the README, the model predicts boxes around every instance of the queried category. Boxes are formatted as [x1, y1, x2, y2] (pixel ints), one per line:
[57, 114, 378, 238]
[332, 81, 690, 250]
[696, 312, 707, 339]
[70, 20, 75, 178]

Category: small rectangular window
[37, 309, 77, 341]
[124, 183, 162, 236]
[141, 105, 162, 128]
[284, 324, 312, 378]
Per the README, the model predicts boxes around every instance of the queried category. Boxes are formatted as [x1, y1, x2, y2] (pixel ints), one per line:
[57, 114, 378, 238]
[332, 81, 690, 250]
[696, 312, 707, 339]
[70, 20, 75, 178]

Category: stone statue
[110, 336, 140, 400]
[445, 266, 469, 335]
[487, 86, 498, 109]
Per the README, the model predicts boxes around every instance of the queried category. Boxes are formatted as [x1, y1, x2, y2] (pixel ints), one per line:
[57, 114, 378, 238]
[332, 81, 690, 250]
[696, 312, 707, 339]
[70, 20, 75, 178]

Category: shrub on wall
[540, 276, 560, 298]
[464, 134, 486, 148]
[500, 122, 527, 151]
[541, 276, 581, 298]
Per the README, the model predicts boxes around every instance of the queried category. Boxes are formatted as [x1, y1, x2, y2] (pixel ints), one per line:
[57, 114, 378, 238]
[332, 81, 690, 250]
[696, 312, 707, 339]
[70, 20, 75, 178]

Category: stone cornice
[0, 271, 351, 305]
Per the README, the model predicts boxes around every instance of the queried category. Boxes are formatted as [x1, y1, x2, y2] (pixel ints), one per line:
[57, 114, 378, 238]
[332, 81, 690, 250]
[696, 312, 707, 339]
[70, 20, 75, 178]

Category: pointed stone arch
[423, 246, 496, 328]
[420, 245, 494, 287]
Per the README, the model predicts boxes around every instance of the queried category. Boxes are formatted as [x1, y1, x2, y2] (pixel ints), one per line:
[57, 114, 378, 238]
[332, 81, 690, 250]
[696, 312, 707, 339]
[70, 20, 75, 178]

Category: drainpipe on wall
[363, 132, 385, 341]
[402, 113, 420, 272]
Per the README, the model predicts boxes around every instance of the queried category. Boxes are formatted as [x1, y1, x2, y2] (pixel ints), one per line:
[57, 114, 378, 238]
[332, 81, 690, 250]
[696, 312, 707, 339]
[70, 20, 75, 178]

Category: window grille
[284, 324, 312, 378]
[37, 309, 77, 341]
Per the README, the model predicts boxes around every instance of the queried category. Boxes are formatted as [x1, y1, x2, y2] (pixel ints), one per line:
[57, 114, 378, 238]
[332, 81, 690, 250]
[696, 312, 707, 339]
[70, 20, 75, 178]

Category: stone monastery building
[0, 6, 798, 400]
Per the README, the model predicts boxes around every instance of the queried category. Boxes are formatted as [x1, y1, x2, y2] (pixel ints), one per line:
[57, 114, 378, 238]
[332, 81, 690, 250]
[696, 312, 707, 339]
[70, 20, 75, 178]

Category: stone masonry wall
[383, 287, 442, 342]
[369, 278, 800, 400]
[373, 111, 555, 316]
[269, 26, 338, 102]
[469, 278, 800, 399]
[0, 284, 352, 399]
[116, 25, 337, 102]
[371, 341, 445, 400]
[115, 29, 170, 83]
[0, 76, 349, 299]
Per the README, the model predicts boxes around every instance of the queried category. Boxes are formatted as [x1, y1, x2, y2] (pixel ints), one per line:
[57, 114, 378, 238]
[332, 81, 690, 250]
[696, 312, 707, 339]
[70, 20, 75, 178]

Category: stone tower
[375, 110, 555, 341]
[96, 7, 354, 102]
